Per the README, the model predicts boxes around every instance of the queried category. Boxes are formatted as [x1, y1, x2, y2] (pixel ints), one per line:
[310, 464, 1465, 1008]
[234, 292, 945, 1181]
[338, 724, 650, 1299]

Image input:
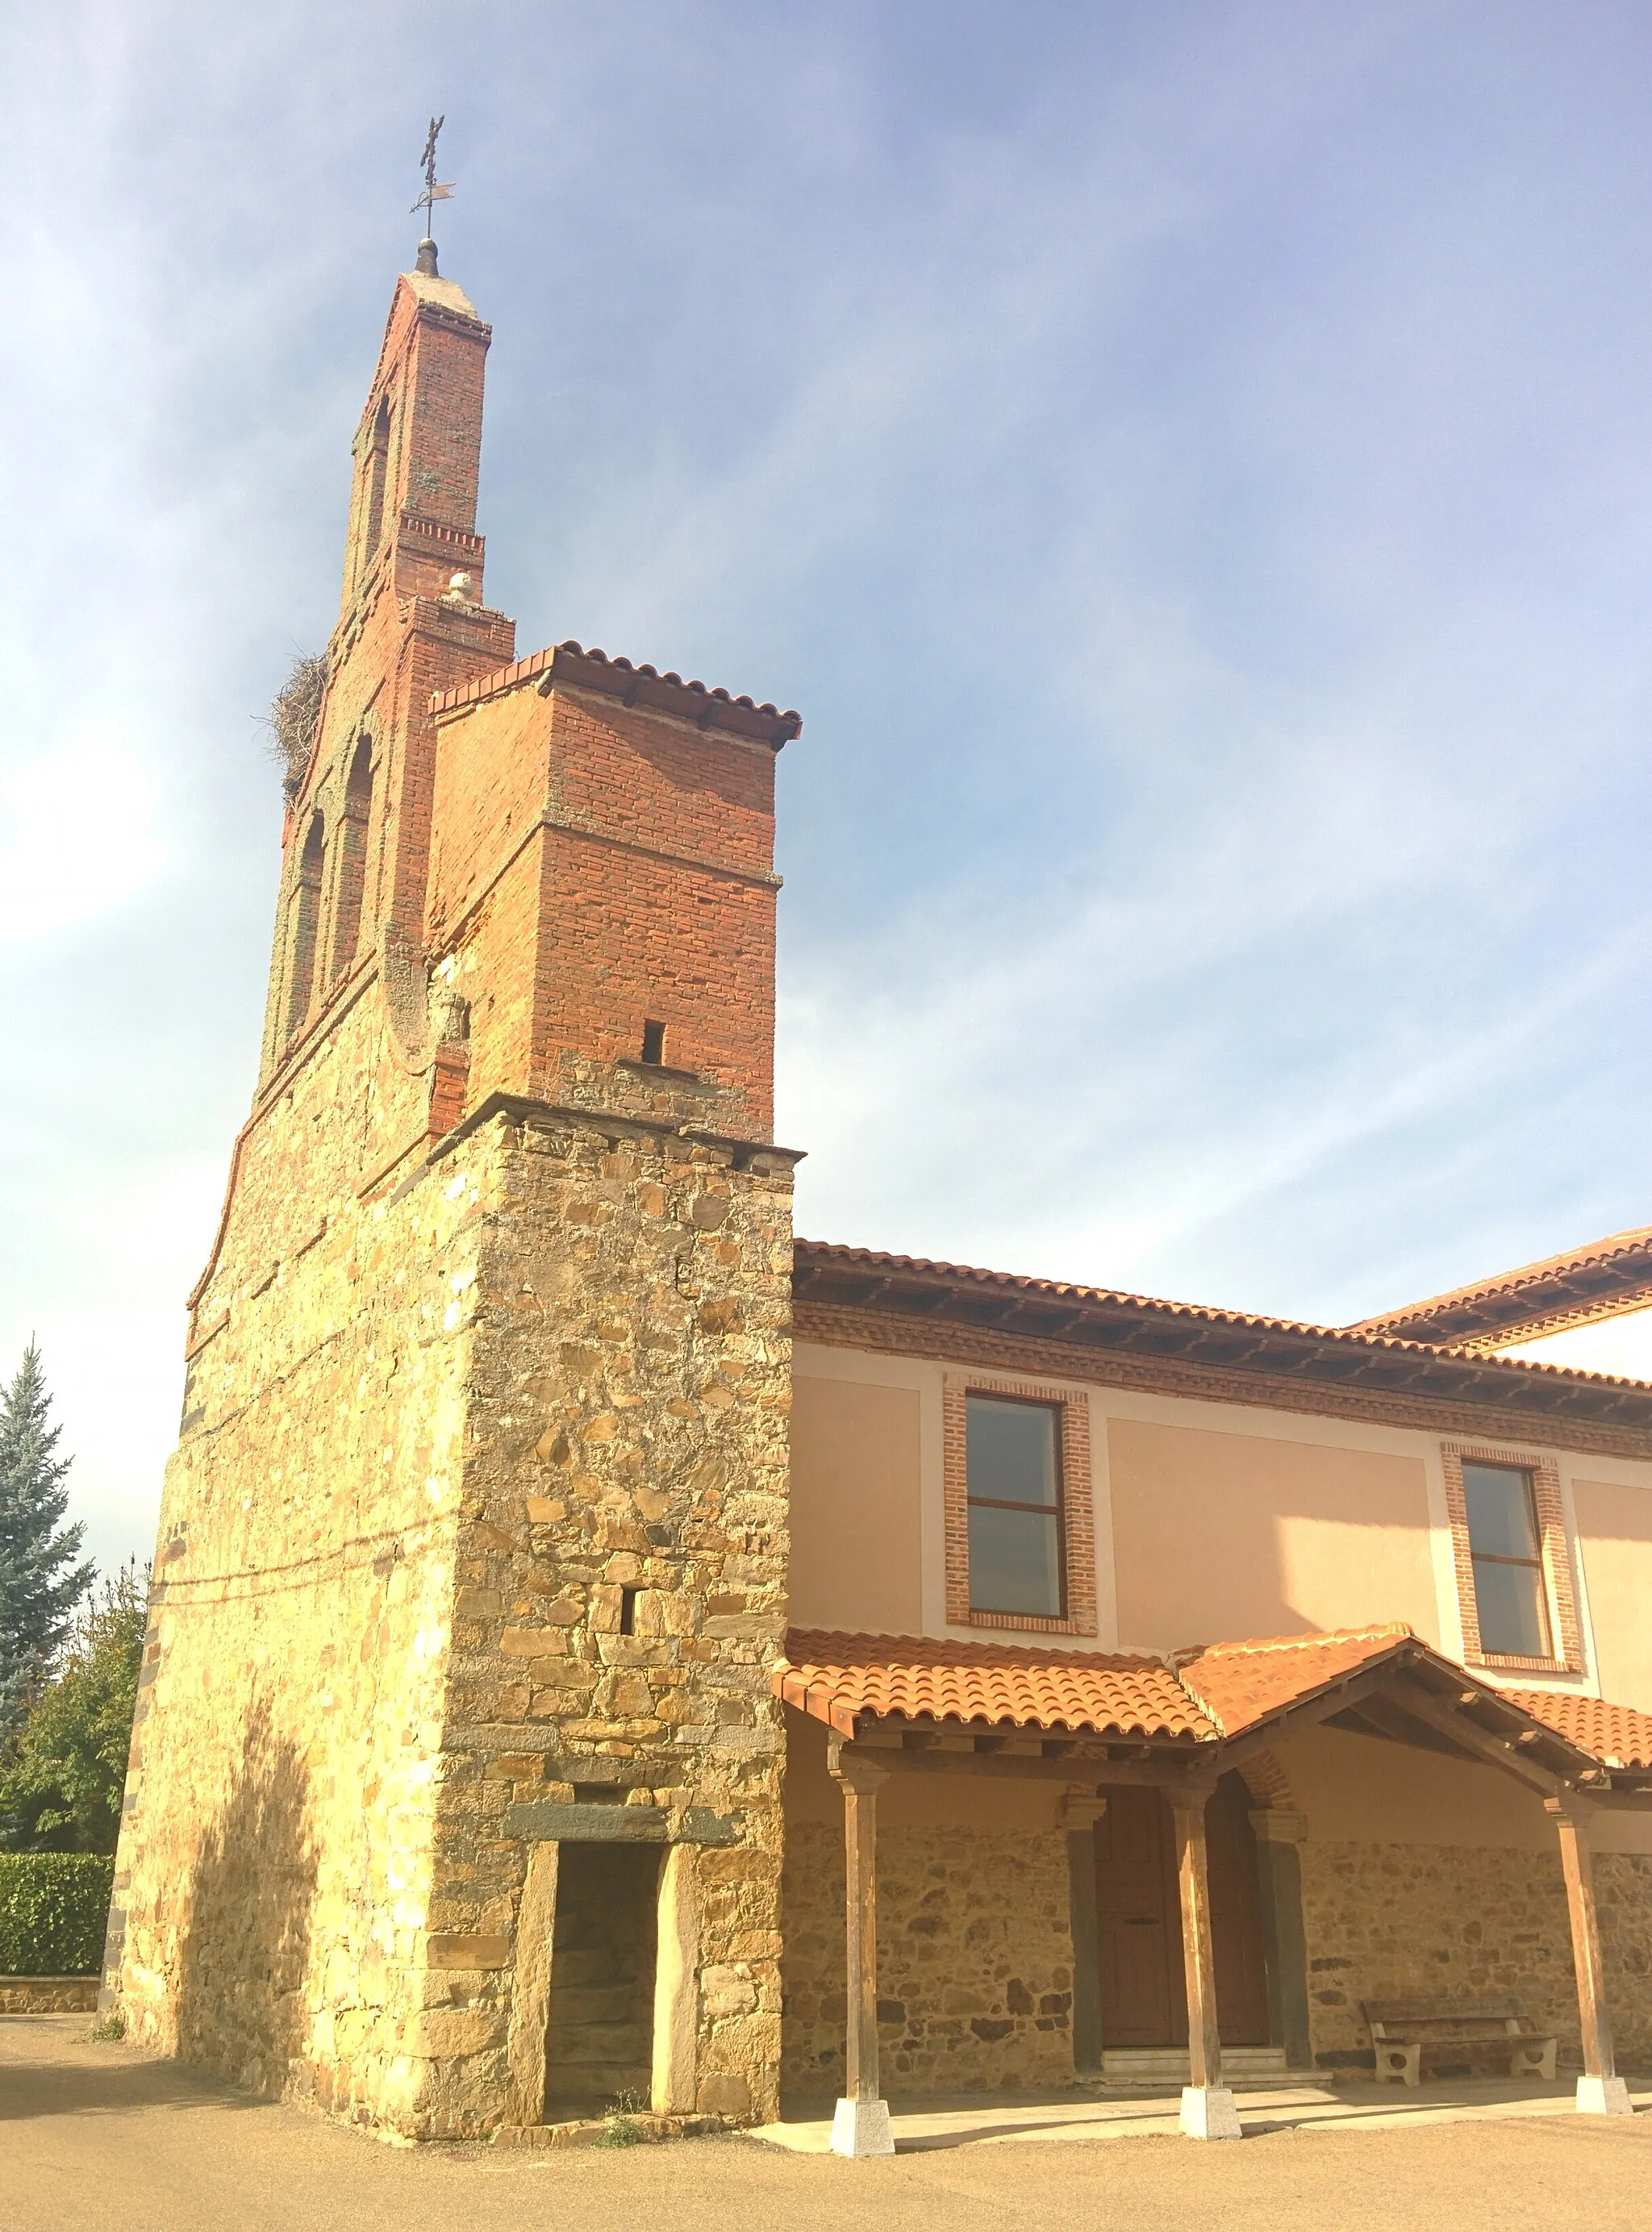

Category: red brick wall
[428, 678, 779, 1140]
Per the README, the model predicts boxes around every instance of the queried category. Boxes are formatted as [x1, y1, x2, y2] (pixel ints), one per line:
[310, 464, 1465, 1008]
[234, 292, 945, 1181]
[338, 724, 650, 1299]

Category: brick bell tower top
[244, 243, 803, 1295]
[338, 251, 492, 620]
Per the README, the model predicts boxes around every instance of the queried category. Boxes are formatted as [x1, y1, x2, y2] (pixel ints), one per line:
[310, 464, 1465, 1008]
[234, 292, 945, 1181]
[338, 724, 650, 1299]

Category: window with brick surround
[1440, 1442, 1582, 1673]
[944, 1376, 1096, 1636]
[283, 810, 326, 1042]
[1462, 1462, 1550, 1658]
[328, 736, 373, 978]
[966, 1394, 1064, 1617]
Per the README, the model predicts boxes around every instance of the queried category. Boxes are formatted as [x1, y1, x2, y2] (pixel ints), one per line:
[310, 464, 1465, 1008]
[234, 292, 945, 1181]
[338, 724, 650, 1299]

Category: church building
[103, 250, 1652, 2152]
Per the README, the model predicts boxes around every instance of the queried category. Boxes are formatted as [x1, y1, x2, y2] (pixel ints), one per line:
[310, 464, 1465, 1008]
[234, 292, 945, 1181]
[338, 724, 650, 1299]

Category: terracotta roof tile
[429, 636, 801, 746]
[1506, 1689, 1652, 1771]
[775, 1629, 1212, 1743]
[1173, 1625, 1416, 1739]
[774, 1628, 1652, 1779]
[1352, 1224, 1652, 1349]
[791, 1240, 1652, 1414]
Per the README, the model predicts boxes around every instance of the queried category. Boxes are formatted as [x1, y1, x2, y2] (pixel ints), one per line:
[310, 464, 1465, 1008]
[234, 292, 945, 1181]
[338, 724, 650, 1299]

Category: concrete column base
[1576, 2075, 1633, 2116]
[831, 2096, 895, 2157]
[1179, 2084, 1242, 2139]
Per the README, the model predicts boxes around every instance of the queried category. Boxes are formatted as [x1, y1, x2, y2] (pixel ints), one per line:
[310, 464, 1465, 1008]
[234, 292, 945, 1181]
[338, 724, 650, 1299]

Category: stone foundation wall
[112, 1098, 797, 2141]
[781, 1818, 1076, 2097]
[0, 1977, 99, 2013]
[1300, 1839, 1652, 2073]
[426, 1109, 795, 2131]
[1598, 1854, 1652, 2070]
[107, 1002, 482, 2131]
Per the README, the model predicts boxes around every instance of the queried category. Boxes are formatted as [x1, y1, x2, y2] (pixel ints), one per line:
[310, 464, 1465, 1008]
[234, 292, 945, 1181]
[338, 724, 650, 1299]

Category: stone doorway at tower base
[754, 2074, 1652, 2154]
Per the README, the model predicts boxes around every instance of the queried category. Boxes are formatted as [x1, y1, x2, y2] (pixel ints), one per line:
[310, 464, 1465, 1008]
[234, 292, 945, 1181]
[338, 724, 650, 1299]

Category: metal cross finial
[410, 115, 454, 254]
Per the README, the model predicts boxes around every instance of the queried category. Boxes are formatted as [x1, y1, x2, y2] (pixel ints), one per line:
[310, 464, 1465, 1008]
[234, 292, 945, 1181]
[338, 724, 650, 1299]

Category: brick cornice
[791, 1300, 1652, 1462]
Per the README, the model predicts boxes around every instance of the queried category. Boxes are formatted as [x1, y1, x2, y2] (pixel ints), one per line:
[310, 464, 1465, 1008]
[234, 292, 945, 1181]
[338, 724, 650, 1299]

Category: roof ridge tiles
[1171, 1621, 1415, 1667]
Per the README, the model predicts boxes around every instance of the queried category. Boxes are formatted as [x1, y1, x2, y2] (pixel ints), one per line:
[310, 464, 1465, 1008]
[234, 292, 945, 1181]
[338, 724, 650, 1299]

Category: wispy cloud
[4, 1, 1651, 1572]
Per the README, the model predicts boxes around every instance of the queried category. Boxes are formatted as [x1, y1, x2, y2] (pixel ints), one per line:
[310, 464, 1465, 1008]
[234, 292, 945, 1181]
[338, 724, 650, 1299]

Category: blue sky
[4, 1, 1652, 1577]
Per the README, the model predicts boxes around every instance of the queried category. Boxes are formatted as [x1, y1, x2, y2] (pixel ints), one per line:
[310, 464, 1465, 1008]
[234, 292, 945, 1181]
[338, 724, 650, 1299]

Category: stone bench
[1362, 1997, 1558, 2087]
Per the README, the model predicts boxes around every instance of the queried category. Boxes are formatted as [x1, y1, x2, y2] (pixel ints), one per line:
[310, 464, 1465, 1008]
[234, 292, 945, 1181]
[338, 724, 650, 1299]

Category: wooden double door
[1093, 1772, 1270, 2047]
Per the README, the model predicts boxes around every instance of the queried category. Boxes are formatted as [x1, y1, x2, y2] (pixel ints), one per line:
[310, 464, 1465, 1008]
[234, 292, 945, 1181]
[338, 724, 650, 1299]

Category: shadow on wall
[174, 1700, 317, 2101]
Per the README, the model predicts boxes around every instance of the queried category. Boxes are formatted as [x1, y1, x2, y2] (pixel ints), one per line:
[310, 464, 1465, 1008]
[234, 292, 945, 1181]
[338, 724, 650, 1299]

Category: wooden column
[1169, 1784, 1241, 2138]
[828, 1746, 895, 2157]
[1062, 1792, 1107, 2077]
[1249, 1807, 1312, 2072]
[1546, 1795, 1632, 2114]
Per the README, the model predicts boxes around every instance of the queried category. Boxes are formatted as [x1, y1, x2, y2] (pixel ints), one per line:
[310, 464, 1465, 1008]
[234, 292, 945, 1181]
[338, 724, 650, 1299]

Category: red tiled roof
[1173, 1625, 1415, 1739]
[1353, 1225, 1652, 1350]
[776, 1629, 1210, 1742]
[790, 1242, 1652, 1437]
[774, 1627, 1652, 1781]
[428, 636, 801, 747]
[1508, 1689, 1652, 1771]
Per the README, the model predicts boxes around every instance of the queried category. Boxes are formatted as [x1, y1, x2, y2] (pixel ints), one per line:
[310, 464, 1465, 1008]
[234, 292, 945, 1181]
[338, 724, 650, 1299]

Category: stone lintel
[502, 1801, 739, 1845]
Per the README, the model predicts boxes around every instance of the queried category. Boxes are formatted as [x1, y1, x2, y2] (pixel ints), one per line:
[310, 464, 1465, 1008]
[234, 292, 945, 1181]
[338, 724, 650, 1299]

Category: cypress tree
[0, 1344, 94, 1738]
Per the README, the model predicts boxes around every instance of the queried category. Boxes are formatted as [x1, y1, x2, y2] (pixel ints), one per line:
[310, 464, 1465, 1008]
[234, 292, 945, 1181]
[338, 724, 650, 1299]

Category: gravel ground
[3, 2017, 1650, 2232]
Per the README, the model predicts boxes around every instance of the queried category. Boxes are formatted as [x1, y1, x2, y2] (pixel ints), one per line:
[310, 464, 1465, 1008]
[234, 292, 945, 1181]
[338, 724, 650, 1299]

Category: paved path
[3, 2017, 1650, 2232]
[759, 2071, 1652, 2148]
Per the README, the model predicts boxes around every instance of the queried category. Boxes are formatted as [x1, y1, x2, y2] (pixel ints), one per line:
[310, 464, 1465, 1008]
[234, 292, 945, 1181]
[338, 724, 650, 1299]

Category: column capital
[1544, 1791, 1600, 1829]
[1248, 1808, 1308, 1845]
[1062, 1790, 1108, 1831]
[1162, 1771, 1221, 1812]
[828, 1739, 891, 1797]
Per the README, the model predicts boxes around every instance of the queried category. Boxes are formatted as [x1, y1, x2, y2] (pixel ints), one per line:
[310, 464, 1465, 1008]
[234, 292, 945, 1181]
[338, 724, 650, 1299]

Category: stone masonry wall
[109, 1009, 486, 2130]
[781, 1818, 1077, 2099]
[1300, 1839, 1652, 2073]
[421, 1106, 796, 2132]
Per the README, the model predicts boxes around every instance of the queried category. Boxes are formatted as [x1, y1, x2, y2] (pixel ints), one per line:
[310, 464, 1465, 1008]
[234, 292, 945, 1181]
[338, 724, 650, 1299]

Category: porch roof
[774, 1625, 1652, 1787]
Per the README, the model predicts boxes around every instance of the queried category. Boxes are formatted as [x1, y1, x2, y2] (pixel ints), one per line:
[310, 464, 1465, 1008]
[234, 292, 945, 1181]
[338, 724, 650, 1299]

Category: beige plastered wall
[1571, 1476, 1652, 1710]
[791, 1341, 1652, 1713]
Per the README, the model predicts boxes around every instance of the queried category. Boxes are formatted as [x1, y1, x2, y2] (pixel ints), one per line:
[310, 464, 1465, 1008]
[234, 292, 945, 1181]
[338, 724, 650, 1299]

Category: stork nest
[264, 652, 327, 796]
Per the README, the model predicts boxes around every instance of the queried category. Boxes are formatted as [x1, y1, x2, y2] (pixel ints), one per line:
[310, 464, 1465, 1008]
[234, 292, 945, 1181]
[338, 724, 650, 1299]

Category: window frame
[1461, 1459, 1552, 1660]
[963, 1390, 1069, 1622]
[944, 1375, 1097, 1636]
[1440, 1441, 1582, 1674]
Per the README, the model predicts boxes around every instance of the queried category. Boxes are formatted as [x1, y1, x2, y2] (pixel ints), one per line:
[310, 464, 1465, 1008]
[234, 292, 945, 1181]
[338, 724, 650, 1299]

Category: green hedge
[0, 1854, 114, 1975]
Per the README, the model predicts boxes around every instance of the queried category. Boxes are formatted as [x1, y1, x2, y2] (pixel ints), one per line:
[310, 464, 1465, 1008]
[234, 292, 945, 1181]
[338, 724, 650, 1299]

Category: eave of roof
[430, 637, 801, 748]
[791, 1240, 1652, 1434]
[774, 1626, 1652, 1784]
[1351, 1224, 1652, 1350]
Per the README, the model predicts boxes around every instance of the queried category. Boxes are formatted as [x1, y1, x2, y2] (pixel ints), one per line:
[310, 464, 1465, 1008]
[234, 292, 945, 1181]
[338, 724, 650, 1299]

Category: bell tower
[338, 252, 491, 620]
[105, 240, 803, 2144]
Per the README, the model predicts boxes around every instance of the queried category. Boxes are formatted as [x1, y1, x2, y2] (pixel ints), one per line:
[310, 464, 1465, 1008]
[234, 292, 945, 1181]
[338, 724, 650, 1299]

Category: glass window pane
[1472, 1555, 1550, 1658]
[1462, 1463, 1541, 1560]
[966, 1396, 1058, 1508]
[967, 1503, 1062, 1617]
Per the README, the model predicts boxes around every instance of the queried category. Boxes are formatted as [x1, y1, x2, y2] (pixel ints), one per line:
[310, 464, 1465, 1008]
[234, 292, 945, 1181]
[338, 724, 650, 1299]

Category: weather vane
[411, 115, 454, 271]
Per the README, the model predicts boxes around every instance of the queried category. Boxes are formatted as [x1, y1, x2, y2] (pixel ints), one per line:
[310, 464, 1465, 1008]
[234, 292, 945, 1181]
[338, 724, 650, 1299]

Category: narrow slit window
[329, 736, 373, 978]
[1462, 1460, 1551, 1658]
[966, 1393, 1065, 1617]
[640, 1019, 666, 1066]
[619, 1587, 639, 1636]
[284, 811, 326, 1041]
